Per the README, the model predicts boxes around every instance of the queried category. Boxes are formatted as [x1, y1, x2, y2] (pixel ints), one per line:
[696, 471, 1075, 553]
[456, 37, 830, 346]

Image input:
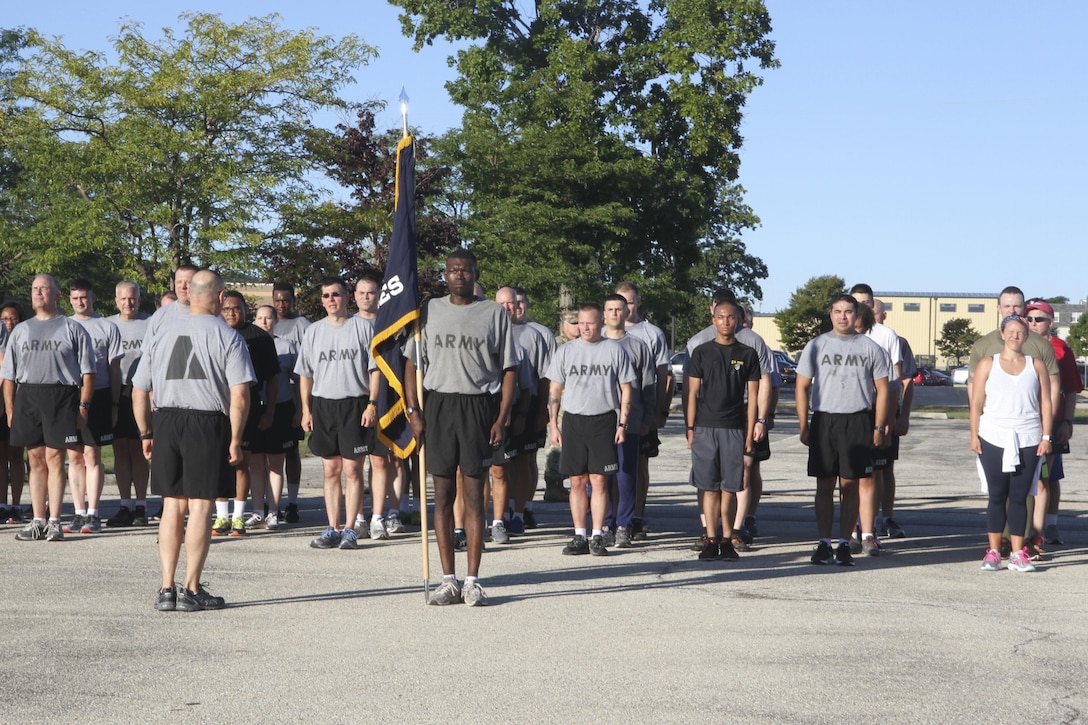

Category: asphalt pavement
[2, 403, 1086, 723]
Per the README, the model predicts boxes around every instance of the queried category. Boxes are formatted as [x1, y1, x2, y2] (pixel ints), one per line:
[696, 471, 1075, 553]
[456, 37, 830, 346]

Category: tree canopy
[935, 318, 980, 367]
[0, 13, 374, 298]
[391, 0, 777, 330]
[774, 275, 845, 353]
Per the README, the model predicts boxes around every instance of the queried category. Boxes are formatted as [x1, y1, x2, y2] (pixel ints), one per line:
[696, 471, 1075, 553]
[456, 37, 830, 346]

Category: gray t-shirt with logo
[1, 316, 96, 386]
[132, 313, 255, 415]
[107, 313, 150, 386]
[545, 337, 636, 416]
[408, 297, 517, 395]
[275, 314, 312, 349]
[294, 316, 376, 400]
[72, 315, 122, 390]
[513, 322, 553, 395]
[795, 331, 891, 414]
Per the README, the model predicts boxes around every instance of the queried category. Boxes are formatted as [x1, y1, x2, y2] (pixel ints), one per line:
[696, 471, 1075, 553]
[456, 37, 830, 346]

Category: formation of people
[0, 260, 1076, 610]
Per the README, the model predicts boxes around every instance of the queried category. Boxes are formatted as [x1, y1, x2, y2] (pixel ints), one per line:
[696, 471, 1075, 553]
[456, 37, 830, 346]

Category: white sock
[87, 508, 98, 517]
[215, 501, 230, 518]
[233, 500, 246, 519]
[592, 529, 603, 538]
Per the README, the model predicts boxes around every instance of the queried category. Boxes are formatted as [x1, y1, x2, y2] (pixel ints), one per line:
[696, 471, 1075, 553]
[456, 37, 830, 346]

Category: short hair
[446, 248, 478, 275]
[272, 282, 296, 297]
[849, 283, 873, 297]
[856, 303, 875, 332]
[68, 277, 94, 294]
[223, 290, 245, 304]
[513, 286, 527, 299]
[830, 293, 859, 312]
[603, 293, 628, 307]
[712, 288, 737, 306]
[173, 264, 199, 281]
[615, 281, 639, 296]
[116, 280, 141, 297]
[999, 285, 1025, 300]
[0, 301, 25, 322]
[355, 271, 382, 288]
[713, 299, 740, 317]
[255, 304, 277, 318]
[320, 277, 347, 293]
[578, 301, 603, 315]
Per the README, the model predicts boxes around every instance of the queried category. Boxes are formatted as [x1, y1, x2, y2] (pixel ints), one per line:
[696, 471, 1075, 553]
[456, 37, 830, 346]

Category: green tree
[1067, 312, 1088, 358]
[936, 318, 981, 367]
[1, 13, 373, 297]
[392, 0, 776, 326]
[1046, 296, 1069, 304]
[774, 275, 845, 353]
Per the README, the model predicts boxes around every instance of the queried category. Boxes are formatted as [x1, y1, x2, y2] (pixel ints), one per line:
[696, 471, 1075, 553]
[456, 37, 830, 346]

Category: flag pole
[400, 86, 430, 602]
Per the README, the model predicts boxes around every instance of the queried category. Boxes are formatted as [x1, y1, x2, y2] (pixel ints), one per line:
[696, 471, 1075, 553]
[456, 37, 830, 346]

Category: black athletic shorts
[872, 435, 900, 470]
[639, 429, 661, 458]
[308, 396, 374, 459]
[807, 410, 874, 480]
[560, 411, 619, 476]
[745, 434, 771, 462]
[113, 385, 140, 440]
[249, 400, 298, 455]
[10, 384, 80, 449]
[424, 391, 496, 479]
[150, 408, 233, 500]
[77, 387, 114, 447]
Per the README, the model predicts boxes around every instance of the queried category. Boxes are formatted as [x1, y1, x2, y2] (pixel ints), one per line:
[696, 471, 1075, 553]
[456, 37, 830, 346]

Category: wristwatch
[405, 406, 418, 416]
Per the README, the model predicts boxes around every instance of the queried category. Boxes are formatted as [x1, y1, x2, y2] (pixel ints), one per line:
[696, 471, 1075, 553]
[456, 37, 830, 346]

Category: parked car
[670, 351, 687, 393]
[951, 366, 969, 385]
[913, 367, 953, 386]
[773, 350, 797, 385]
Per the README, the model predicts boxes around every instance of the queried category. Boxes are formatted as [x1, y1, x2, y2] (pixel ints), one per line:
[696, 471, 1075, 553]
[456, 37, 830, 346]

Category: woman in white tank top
[969, 315, 1052, 572]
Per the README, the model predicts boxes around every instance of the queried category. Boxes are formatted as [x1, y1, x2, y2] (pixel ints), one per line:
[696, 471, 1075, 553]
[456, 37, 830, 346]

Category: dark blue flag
[370, 136, 419, 458]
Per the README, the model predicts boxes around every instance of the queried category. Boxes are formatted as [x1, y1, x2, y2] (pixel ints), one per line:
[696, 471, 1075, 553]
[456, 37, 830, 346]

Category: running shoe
[490, 520, 509, 544]
[849, 537, 863, 555]
[862, 535, 881, 557]
[614, 528, 633, 548]
[132, 505, 148, 526]
[15, 520, 45, 542]
[691, 534, 711, 552]
[310, 527, 341, 549]
[229, 517, 246, 536]
[45, 520, 64, 541]
[63, 514, 85, 535]
[719, 538, 740, 561]
[589, 534, 609, 556]
[601, 529, 616, 547]
[176, 585, 225, 611]
[562, 535, 590, 555]
[507, 515, 525, 535]
[884, 518, 906, 539]
[522, 508, 538, 529]
[81, 515, 102, 534]
[284, 502, 300, 523]
[453, 528, 467, 551]
[1043, 524, 1063, 546]
[106, 506, 134, 527]
[244, 512, 265, 530]
[835, 541, 855, 566]
[154, 586, 177, 612]
[698, 537, 719, 561]
[981, 549, 1002, 571]
[264, 512, 280, 531]
[211, 516, 230, 536]
[463, 580, 488, 607]
[1007, 547, 1037, 573]
[339, 528, 359, 550]
[370, 517, 389, 541]
[630, 518, 647, 541]
[385, 511, 405, 534]
[735, 526, 753, 545]
[731, 534, 750, 553]
[428, 579, 462, 606]
[744, 515, 758, 538]
[810, 541, 834, 565]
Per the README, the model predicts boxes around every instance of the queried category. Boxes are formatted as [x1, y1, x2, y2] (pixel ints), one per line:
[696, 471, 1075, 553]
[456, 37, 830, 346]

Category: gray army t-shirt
[546, 337, 636, 416]
[107, 313, 150, 385]
[613, 333, 656, 429]
[1, 316, 95, 386]
[72, 315, 122, 390]
[796, 332, 891, 414]
[133, 313, 255, 415]
[294, 316, 376, 400]
[407, 297, 517, 395]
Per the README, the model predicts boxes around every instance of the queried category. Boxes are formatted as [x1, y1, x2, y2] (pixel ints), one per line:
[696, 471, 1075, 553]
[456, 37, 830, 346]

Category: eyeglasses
[1025, 316, 1051, 323]
[221, 307, 243, 313]
[321, 292, 343, 299]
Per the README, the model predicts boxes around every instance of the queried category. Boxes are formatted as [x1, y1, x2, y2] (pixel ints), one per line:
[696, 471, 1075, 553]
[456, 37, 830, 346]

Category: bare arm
[968, 357, 992, 454]
[616, 381, 632, 445]
[547, 380, 564, 447]
[299, 376, 314, 432]
[685, 376, 702, 449]
[133, 387, 152, 460]
[796, 375, 812, 445]
[227, 382, 250, 466]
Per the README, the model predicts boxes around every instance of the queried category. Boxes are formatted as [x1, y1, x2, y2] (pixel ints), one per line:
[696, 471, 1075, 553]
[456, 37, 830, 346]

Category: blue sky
[8, 2, 1088, 311]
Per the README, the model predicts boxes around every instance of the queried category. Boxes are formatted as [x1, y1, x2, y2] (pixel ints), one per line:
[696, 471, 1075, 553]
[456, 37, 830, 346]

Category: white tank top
[978, 354, 1042, 447]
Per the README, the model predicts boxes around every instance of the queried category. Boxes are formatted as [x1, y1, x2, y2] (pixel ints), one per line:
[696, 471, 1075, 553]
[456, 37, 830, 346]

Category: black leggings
[978, 438, 1038, 535]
